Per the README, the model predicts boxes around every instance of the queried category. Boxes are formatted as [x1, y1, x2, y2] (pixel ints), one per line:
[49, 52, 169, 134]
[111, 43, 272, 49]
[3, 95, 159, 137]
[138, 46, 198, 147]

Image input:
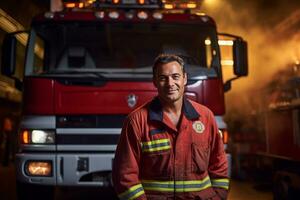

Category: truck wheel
[16, 181, 55, 200]
[273, 173, 291, 200]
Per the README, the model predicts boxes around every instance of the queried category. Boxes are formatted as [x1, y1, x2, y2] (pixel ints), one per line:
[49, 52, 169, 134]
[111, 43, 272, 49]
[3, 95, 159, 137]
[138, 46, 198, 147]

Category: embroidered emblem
[193, 121, 205, 133]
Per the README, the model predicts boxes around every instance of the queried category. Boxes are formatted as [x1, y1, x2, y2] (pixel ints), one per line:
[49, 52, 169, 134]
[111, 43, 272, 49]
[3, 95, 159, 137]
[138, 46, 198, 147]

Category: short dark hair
[153, 54, 185, 76]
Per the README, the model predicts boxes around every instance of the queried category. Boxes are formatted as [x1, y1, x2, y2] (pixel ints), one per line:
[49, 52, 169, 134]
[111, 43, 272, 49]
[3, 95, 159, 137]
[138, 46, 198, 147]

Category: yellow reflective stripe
[211, 178, 230, 190]
[118, 184, 145, 200]
[141, 139, 171, 153]
[128, 190, 145, 200]
[143, 186, 174, 192]
[142, 138, 170, 146]
[175, 176, 210, 185]
[142, 176, 212, 192]
[143, 145, 171, 152]
[174, 184, 211, 192]
[142, 180, 174, 192]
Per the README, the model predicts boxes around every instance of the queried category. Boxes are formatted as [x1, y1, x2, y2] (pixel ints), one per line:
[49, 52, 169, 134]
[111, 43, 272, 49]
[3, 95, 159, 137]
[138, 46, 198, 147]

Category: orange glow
[65, 3, 76, 8]
[3, 117, 12, 132]
[22, 130, 29, 144]
[218, 40, 234, 46]
[27, 162, 52, 176]
[78, 2, 84, 8]
[221, 60, 234, 66]
[222, 130, 229, 144]
[164, 4, 174, 9]
[112, 0, 120, 4]
[187, 3, 197, 9]
[138, 0, 145, 4]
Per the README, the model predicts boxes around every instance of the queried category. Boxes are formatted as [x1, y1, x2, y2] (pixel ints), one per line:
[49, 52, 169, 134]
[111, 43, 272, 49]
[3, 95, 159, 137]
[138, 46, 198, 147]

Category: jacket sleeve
[208, 111, 230, 200]
[112, 117, 147, 200]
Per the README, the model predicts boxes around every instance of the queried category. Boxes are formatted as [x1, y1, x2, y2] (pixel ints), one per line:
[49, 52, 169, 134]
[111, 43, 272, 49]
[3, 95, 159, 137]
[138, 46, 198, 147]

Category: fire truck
[1, 0, 248, 199]
[255, 64, 300, 200]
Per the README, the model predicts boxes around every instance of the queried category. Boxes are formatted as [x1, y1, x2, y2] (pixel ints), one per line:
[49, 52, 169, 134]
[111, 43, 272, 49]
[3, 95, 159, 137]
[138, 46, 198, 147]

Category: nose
[166, 76, 175, 86]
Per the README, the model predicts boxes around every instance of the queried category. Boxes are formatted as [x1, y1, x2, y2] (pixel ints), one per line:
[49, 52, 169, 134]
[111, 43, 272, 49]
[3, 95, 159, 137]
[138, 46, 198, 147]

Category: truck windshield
[29, 22, 219, 76]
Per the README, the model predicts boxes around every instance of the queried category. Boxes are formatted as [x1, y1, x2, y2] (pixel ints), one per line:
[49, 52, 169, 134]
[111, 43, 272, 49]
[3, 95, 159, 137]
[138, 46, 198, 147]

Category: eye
[172, 74, 181, 80]
[158, 76, 167, 81]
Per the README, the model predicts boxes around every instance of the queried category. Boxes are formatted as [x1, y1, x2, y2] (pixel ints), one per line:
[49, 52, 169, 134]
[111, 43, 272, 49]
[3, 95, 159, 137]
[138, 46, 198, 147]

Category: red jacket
[113, 97, 229, 200]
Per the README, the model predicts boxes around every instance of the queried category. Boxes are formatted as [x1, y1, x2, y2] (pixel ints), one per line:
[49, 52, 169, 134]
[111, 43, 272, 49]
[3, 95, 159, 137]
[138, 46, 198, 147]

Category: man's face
[153, 61, 187, 104]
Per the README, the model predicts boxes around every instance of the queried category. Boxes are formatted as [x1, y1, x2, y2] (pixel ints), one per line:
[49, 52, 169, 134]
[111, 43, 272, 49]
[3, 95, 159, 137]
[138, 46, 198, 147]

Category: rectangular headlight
[21, 130, 55, 144]
[25, 161, 52, 176]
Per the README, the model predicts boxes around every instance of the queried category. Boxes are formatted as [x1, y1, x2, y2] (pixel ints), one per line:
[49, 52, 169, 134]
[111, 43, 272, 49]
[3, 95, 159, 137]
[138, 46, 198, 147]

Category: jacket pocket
[191, 142, 210, 174]
[141, 149, 171, 178]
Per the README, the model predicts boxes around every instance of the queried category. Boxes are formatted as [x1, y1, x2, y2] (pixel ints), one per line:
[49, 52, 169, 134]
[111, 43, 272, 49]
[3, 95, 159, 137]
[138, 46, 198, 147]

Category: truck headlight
[21, 130, 55, 144]
[25, 161, 52, 176]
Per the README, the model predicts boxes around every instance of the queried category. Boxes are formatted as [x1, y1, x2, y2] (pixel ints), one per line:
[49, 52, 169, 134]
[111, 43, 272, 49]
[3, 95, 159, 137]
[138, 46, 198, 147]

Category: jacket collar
[149, 96, 200, 122]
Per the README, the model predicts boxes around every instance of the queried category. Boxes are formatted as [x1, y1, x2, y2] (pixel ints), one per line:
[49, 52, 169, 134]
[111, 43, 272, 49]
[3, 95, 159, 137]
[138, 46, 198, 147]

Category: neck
[160, 97, 183, 115]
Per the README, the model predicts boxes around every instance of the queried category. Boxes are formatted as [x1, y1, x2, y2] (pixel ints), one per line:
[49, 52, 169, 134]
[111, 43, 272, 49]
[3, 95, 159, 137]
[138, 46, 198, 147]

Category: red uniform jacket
[113, 97, 229, 200]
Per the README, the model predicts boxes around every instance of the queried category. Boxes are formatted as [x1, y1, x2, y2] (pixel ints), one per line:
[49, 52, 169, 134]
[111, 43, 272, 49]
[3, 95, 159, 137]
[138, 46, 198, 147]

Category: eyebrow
[158, 73, 181, 77]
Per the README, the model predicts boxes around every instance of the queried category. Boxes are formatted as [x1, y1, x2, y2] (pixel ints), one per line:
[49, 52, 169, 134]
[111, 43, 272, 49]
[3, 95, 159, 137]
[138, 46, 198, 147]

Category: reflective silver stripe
[211, 178, 230, 190]
[142, 176, 211, 192]
[56, 128, 121, 135]
[118, 184, 145, 200]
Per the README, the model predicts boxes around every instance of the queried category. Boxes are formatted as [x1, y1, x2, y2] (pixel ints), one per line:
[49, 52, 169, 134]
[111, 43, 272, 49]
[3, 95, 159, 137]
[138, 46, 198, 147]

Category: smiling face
[153, 61, 187, 104]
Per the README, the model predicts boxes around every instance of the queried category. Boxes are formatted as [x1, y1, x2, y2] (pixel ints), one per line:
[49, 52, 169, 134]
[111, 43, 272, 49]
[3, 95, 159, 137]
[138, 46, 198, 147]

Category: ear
[184, 72, 187, 86]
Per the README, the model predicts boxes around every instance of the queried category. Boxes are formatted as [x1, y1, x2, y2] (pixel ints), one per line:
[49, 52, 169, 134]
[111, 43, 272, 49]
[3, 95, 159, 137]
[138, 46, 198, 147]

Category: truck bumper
[16, 152, 115, 187]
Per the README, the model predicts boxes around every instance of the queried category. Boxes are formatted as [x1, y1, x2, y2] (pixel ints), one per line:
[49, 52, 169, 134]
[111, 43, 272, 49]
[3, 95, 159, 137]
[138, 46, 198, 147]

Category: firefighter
[112, 54, 229, 200]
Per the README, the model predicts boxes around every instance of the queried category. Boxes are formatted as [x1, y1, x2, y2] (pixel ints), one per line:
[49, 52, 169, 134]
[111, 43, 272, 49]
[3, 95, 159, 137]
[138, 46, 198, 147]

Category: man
[112, 54, 229, 200]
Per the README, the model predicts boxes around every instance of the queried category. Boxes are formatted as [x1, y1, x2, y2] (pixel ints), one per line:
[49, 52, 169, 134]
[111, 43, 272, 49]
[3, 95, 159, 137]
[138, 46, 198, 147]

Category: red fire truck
[1, 0, 248, 199]
[256, 64, 300, 199]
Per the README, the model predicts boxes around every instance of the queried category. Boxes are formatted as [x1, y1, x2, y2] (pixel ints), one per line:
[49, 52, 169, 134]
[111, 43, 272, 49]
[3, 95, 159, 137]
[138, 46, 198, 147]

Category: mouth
[166, 89, 177, 94]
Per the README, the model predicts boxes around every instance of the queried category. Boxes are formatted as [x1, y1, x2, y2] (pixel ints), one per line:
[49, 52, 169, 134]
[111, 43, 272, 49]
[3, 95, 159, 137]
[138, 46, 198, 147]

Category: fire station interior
[1, 0, 300, 200]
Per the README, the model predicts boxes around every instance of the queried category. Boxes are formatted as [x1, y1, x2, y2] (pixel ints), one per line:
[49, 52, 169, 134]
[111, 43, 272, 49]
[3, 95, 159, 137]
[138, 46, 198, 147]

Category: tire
[16, 181, 55, 200]
[273, 173, 292, 200]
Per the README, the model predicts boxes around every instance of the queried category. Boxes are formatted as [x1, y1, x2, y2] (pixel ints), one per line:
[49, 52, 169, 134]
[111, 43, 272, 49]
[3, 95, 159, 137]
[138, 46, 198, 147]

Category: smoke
[201, 0, 300, 110]
[203, 0, 300, 92]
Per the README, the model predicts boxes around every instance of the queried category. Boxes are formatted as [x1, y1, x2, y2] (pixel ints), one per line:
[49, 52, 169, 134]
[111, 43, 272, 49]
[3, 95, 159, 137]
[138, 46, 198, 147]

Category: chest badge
[193, 121, 205, 133]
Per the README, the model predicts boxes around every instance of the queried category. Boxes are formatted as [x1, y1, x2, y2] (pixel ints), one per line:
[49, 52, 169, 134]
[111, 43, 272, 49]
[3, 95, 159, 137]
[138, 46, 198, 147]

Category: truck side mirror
[1, 34, 17, 76]
[233, 38, 248, 76]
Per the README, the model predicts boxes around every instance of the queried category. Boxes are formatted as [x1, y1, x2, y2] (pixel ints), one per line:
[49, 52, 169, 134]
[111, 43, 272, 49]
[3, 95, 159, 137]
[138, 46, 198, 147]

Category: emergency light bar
[62, 0, 163, 10]
[53, 0, 203, 11]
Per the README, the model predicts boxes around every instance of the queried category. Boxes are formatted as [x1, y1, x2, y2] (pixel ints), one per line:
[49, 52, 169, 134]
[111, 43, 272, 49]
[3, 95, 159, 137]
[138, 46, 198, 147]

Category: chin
[162, 96, 181, 103]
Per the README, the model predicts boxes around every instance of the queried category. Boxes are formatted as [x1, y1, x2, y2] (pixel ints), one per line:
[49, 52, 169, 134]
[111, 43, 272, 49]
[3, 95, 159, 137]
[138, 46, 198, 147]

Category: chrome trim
[21, 116, 56, 129]
[215, 116, 227, 129]
[56, 128, 121, 135]
[20, 144, 56, 151]
[57, 145, 116, 151]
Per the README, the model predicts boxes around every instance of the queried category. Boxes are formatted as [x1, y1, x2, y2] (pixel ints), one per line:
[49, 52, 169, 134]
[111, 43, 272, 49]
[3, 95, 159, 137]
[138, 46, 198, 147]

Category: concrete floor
[229, 179, 273, 200]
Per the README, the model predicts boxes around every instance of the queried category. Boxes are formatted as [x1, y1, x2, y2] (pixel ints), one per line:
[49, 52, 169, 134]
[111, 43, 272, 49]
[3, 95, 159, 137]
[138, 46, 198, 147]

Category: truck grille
[56, 115, 126, 128]
[56, 134, 119, 145]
